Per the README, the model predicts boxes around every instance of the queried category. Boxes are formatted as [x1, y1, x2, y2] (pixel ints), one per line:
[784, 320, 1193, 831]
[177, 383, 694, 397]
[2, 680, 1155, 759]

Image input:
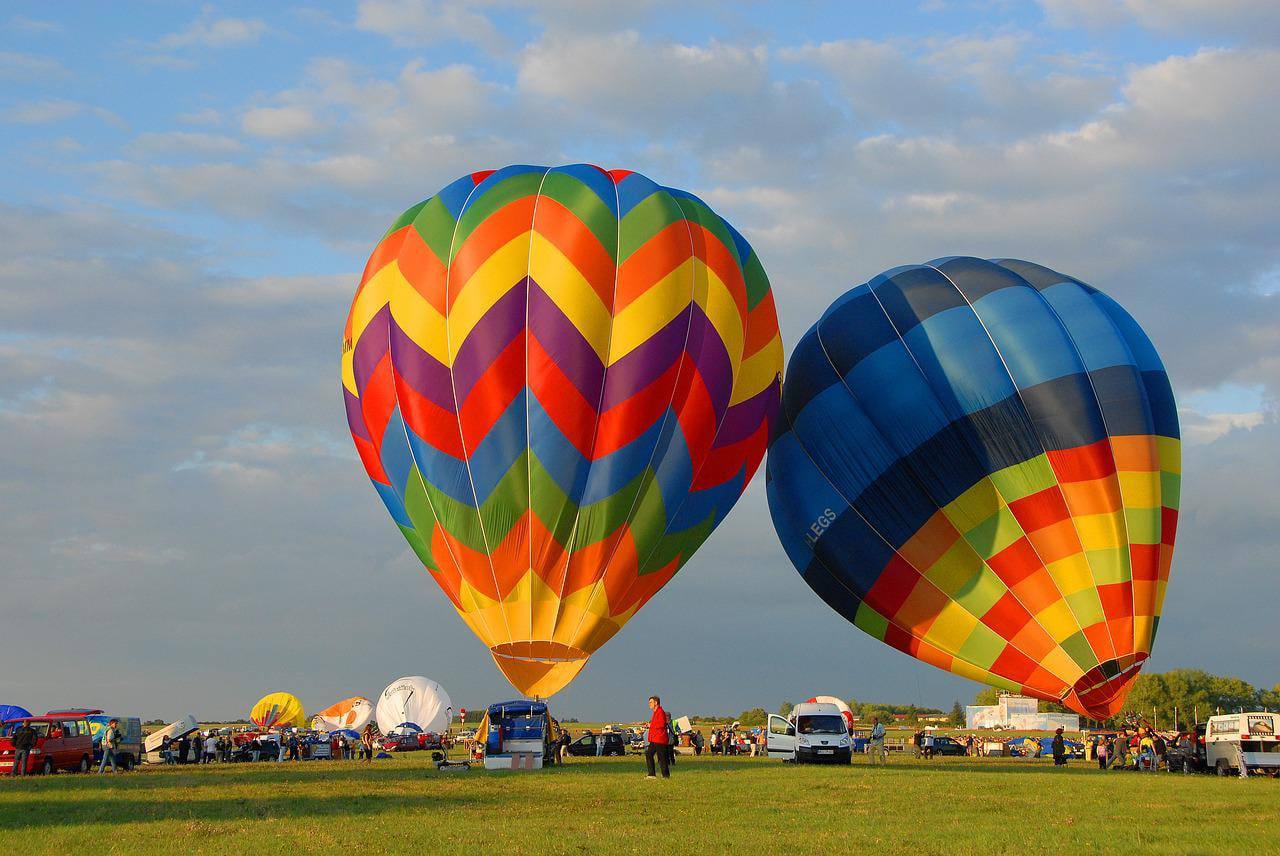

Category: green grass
[0, 753, 1273, 854]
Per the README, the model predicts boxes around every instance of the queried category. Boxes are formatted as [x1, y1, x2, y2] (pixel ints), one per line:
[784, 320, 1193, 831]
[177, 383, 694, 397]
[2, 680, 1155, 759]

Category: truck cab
[767, 702, 853, 764]
[1205, 712, 1280, 777]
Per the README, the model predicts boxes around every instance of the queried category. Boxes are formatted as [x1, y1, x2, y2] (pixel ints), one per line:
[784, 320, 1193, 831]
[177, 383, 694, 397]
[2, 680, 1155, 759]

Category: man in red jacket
[645, 695, 671, 779]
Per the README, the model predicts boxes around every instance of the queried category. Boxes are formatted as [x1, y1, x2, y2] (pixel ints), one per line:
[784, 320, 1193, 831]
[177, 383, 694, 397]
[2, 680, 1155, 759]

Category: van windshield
[797, 715, 846, 735]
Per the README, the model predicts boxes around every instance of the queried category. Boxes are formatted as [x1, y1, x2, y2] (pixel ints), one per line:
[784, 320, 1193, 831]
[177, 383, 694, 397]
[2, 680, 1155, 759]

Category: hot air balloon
[376, 676, 452, 735]
[311, 697, 375, 732]
[804, 696, 854, 730]
[0, 705, 32, 723]
[343, 165, 782, 697]
[767, 258, 1178, 719]
[250, 692, 307, 729]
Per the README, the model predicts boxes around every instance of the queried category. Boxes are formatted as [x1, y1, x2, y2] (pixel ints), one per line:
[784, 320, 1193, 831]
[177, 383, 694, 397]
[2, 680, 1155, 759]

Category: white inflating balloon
[375, 676, 452, 734]
[312, 696, 375, 733]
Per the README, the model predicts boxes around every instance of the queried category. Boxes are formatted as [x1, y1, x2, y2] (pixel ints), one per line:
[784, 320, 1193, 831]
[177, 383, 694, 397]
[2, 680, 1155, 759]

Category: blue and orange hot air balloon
[343, 165, 782, 697]
[767, 257, 1178, 718]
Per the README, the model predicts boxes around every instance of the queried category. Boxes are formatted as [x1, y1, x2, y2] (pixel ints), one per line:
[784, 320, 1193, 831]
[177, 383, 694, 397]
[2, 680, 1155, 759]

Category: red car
[0, 715, 96, 775]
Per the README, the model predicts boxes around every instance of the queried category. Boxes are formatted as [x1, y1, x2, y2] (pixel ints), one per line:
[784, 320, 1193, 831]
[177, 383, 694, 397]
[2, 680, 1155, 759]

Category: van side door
[766, 714, 796, 759]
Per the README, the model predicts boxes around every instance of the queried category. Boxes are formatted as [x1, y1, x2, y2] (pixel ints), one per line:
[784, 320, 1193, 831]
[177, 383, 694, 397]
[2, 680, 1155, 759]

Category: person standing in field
[1052, 727, 1067, 767]
[361, 724, 375, 762]
[203, 732, 217, 763]
[1177, 732, 1193, 774]
[644, 695, 671, 779]
[1096, 735, 1108, 770]
[10, 721, 37, 776]
[869, 716, 887, 765]
[97, 718, 122, 773]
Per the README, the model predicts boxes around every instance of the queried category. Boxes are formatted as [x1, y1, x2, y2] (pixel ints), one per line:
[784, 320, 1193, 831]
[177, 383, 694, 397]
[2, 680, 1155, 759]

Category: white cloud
[354, 0, 506, 52]
[2, 98, 126, 128]
[178, 107, 222, 126]
[241, 105, 324, 139]
[518, 30, 768, 118]
[1040, 0, 1280, 41]
[0, 50, 67, 79]
[158, 13, 268, 49]
[7, 15, 61, 34]
[786, 32, 1116, 140]
[125, 130, 245, 157]
[4, 98, 83, 123]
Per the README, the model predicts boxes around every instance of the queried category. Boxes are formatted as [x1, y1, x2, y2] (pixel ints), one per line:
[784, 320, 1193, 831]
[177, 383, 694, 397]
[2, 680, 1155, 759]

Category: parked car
[766, 702, 853, 764]
[1205, 713, 1280, 777]
[381, 731, 422, 752]
[86, 715, 143, 770]
[566, 732, 627, 757]
[929, 736, 968, 757]
[0, 714, 95, 774]
[1166, 724, 1207, 773]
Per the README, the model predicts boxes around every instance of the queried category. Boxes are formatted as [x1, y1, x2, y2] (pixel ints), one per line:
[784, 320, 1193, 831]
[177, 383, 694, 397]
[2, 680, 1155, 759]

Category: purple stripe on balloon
[351, 304, 390, 394]
[683, 303, 733, 417]
[388, 318, 456, 413]
[451, 279, 528, 400]
[529, 281, 605, 401]
[344, 386, 372, 442]
[714, 382, 779, 447]
[600, 309, 690, 410]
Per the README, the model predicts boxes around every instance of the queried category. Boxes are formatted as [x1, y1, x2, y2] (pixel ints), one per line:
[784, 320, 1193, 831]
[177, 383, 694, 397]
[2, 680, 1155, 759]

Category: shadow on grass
[0, 787, 497, 830]
[548, 756, 1108, 777]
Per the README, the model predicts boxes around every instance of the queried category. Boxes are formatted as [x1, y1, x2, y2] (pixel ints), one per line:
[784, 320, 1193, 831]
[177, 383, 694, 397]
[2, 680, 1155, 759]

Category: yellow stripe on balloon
[388, 268, 449, 366]
[528, 231, 612, 362]
[447, 234, 532, 361]
[608, 257, 696, 364]
[731, 333, 783, 405]
[695, 265, 746, 376]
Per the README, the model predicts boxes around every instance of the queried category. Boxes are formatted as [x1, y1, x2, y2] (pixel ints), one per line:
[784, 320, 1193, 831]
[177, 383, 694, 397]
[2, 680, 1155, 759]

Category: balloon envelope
[805, 696, 854, 729]
[250, 692, 307, 729]
[768, 258, 1179, 719]
[342, 165, 782, 697]
[311, 697, 374, 732]
[0, 705, 32, 722]
[376, 676, 452, 735]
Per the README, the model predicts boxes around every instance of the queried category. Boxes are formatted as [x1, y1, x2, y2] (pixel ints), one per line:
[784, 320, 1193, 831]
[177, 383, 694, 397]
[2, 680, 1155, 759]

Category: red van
[0, 715, 95, 775]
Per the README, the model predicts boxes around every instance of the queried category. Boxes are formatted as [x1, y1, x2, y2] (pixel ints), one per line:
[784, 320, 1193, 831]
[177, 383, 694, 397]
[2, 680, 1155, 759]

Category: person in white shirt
[204, 734, 218, 763]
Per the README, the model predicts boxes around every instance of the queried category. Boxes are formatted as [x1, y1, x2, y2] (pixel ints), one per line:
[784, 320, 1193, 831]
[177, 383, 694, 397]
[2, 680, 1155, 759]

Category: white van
[766, 702, 852, 764]
[1205, 712, 1280, 777]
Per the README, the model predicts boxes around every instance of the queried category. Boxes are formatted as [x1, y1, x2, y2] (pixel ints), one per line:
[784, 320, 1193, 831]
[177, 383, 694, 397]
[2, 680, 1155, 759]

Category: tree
[737, 708, 768, 727]
[950, 701, 965, 727]
[778, 701, 794, 718]
[973, 687, 1000, 706]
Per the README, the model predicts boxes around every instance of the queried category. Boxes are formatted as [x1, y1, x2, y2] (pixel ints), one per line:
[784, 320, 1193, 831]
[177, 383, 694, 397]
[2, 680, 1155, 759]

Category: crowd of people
[157, 723, 383, 765]
[1090, 727, 1178, 772]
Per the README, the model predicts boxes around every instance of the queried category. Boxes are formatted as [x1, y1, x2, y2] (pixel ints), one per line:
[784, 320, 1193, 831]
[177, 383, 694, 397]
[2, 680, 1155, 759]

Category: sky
[1, 0, 1277, 723]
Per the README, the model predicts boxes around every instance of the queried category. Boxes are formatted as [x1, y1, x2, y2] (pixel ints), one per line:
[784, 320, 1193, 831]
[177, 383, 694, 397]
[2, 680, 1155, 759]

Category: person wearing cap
[1051, 727, 1067, 767]
[98, 718, 122, 773]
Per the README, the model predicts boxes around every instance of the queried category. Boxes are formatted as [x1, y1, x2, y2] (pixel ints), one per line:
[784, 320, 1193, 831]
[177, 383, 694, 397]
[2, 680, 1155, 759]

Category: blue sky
[2, 1, 1277, 722]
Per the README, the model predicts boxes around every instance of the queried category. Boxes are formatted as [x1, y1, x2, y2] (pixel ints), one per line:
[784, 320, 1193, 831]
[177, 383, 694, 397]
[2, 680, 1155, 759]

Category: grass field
[0, 752, 1273, 854]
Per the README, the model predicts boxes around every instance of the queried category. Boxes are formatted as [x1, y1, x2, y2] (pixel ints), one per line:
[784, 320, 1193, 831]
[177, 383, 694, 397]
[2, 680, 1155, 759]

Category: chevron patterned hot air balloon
[343, 165, 782, 697]
[767, 258, 1178, 719]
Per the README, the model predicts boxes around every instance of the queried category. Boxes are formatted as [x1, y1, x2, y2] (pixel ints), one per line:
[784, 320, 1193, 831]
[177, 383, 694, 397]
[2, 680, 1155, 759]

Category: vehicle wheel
[122, 755, 134, 772]
[42, 758, 55, 775]
[1216, 759, 1231, 777]
[78, 756, 90, 773]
